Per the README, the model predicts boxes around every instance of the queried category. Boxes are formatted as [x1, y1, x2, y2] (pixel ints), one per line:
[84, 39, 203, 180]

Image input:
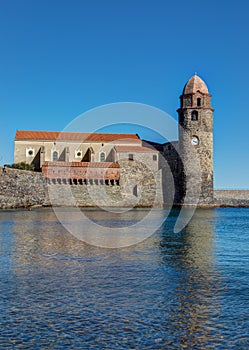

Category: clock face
[191, 136, 199, 146]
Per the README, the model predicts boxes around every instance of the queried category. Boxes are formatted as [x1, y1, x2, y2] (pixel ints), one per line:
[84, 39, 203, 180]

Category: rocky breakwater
[214, 190, 249, 207]
[0, 167, 47, 209]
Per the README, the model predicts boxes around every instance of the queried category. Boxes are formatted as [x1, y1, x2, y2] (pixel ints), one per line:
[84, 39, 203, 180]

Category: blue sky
[0, 0, 248, 189]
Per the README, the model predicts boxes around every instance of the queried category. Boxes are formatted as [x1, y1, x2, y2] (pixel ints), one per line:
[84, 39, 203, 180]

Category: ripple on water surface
[0, 207, 249, 349]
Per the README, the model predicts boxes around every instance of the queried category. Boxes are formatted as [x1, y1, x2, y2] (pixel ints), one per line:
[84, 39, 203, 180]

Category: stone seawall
[0, 167, 47, 209]
[214, 190, 249, 207]
[0, 167, 163, 209]
[0, 167, 248, 209]
[44, 162, 163, 208]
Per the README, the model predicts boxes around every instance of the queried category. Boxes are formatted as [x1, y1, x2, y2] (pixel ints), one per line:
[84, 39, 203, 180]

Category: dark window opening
[133, 185, 138, 197]
[153, 154, 157, 161]
[197, 98, 201, 107]
[129, 154, 134, 161]
[52, 151, 59, 161]
[100, 152, 105, 162]
[191, 110, 198, 121]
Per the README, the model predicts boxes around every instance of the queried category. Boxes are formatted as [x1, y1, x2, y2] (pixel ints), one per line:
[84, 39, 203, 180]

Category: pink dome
[183, 74, 209, 94]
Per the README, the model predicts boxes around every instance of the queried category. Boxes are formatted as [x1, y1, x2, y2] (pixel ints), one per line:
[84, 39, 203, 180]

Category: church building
[14, 74, 214, 206]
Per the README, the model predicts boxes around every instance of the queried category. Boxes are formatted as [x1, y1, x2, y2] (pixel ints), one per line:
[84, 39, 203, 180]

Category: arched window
[191, 110, 198, 121]
[197, 98, 201, 107]
[100, 152, 105, 162]
[52, 151, 59, 162]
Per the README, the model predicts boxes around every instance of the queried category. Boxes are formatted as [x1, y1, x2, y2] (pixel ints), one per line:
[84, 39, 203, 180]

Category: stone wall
[119, 160, 163, 207]
[162, 141, 182, 205]
[214, 190, 249, 207]
[0, 167, 47, 209]
[0, 164, 164, 209]
[46, 159, 163, 208]
[1, 167, 248, 209]
[178, 108, 214, 205]
[46, 183, 123, 207]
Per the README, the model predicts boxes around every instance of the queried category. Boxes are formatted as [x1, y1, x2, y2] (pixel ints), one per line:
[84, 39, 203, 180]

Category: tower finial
[194, 71, 197, 76]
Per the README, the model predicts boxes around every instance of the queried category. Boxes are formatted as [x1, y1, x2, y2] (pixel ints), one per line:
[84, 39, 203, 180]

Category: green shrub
[6, 162, 35, 171]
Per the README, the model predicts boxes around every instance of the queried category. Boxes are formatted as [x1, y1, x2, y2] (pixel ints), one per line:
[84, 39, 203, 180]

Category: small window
[75, 150, 82, 158]
[191, 110, 198, 121]
[100, 152, 105, 162]
[26, 148, 34, 157]
[128, 154, 134, 161]
[153, 154, 157, 161]
[197, 98, 201, 107]
[52, 151, 59, 162]
[26, 148, 35, 157]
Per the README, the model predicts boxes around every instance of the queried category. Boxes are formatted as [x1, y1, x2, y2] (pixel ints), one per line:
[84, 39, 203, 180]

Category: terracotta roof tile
[183, 74, 209, 94]
[15, 130, 141, 143]
[43, 161, 120, 168]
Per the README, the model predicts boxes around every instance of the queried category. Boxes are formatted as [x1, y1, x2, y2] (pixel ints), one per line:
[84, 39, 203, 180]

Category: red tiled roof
[43, 161, 120, 168]
[15, 130, 141, 142]
[114, 146, 158, 153]
[42, 162, 120, 180]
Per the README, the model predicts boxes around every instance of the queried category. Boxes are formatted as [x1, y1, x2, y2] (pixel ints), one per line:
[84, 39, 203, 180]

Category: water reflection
[159, 209, 224, 348]
[0, 208, 248, 349]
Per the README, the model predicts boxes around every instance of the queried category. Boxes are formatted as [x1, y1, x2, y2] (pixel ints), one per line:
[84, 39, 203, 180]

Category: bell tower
[178, 74, 214, 205]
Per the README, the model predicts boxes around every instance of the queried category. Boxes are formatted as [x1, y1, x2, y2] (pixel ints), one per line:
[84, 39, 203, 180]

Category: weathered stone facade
[177, 75, 214, 205]
[5, 74, 247, 209]
[0, 167, 47, 209]
[0, 164, 163, 209]
[46, 158, 162, 208]
[1, 167, 248, 209]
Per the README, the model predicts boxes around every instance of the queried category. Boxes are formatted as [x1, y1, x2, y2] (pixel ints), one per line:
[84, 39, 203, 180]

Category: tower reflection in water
[159, 209, 224, 348]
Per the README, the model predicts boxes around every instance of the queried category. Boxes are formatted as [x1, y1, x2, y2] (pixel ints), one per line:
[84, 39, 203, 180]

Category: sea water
[0, 208, 249, 349]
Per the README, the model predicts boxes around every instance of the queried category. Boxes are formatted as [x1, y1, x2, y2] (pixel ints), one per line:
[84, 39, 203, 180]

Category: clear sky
[0, 0, 248, 189]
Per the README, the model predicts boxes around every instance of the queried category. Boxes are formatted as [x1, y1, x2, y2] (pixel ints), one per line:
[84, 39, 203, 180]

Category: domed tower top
[179, 73, 213, 109]
[183, 74, 209, 95]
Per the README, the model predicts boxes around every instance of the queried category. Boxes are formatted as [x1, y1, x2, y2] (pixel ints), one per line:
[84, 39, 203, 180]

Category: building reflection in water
[158, 209, 224, 348]
[2, 207, 226, 348]
[10, 209, 107, 267]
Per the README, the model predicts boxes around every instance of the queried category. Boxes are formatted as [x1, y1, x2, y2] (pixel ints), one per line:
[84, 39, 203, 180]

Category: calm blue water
[0, 208, 249, 349]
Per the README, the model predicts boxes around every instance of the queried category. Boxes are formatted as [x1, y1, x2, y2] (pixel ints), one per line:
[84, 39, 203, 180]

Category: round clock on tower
[177, 74, 214, 205]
